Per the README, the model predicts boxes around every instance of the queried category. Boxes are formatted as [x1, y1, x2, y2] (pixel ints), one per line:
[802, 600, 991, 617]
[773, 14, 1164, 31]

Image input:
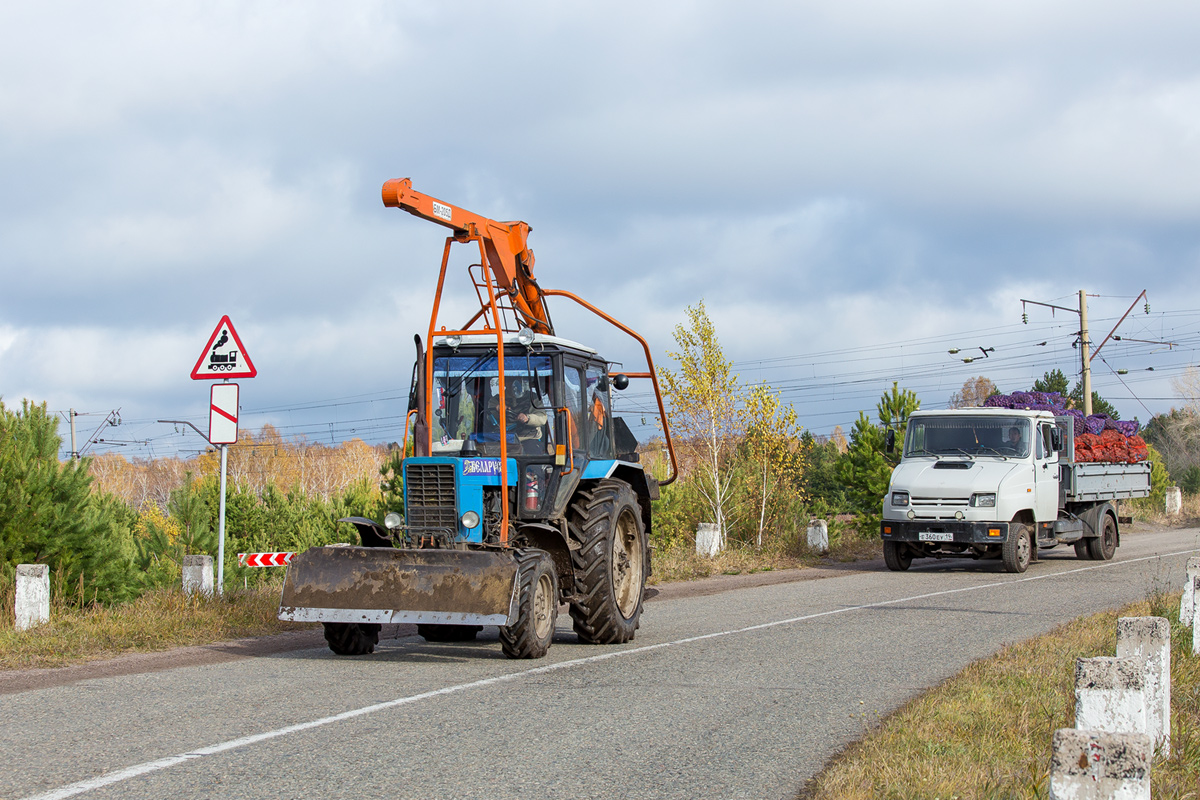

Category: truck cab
[880, 408, 1149, 573]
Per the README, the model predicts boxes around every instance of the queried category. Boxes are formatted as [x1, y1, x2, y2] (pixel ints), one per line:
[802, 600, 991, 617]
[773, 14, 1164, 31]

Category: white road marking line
[20, 547, 1197, 800]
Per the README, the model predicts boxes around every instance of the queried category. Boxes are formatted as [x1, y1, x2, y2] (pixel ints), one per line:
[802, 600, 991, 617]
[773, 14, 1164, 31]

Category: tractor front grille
[405, 463, 458, 532]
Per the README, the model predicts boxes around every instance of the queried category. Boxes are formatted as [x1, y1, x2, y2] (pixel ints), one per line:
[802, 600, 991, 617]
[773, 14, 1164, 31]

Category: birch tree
[742, 385, 803, 548]
[661, 301, 742, 550]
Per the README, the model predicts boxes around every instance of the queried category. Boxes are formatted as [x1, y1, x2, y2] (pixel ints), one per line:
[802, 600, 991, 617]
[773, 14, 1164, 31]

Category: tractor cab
[403, 332, 643, 547]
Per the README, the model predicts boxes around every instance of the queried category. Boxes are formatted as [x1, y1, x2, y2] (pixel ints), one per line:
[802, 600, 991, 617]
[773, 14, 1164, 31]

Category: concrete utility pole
[69, 409, 78, 461]
[1079, 290, 1092, 416]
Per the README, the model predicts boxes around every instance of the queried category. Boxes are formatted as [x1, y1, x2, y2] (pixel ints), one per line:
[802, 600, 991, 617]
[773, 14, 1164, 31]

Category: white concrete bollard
[1193, 576, 1200, 657]
[1180, 557, 1200, 629]
[182, 555, 214, 597]
[1074, 657, 1148, 738]
[15, 564, 50, 631]
[806, 519, 829, 553]
[1165, 486, 1182, 515]
[1049, 729, 1150, 800]
[1116, 617, 1170, 756]
[695, 523, 722, 557]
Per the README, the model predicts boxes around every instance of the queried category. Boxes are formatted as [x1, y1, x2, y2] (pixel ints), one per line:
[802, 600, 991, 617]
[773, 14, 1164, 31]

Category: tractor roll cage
[383, 178, 677, 545]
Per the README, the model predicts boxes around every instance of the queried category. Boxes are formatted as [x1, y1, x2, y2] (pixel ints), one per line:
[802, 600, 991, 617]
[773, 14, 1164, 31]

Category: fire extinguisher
[525, 473, 539, 510]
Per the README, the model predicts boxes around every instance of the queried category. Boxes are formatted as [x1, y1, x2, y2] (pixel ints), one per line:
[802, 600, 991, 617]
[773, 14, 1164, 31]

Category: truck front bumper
[880, 520, 1011, 545]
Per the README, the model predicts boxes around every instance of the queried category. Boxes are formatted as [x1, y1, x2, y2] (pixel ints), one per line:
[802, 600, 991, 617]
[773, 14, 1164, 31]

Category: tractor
[278, 179, 678, 658]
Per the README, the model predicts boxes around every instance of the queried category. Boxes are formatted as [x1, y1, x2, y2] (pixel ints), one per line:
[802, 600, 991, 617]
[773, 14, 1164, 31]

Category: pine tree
[0, 399, 136, 603]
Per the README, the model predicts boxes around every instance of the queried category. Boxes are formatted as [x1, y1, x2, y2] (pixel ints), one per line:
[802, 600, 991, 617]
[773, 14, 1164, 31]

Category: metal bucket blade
[279, 546, 518, 626]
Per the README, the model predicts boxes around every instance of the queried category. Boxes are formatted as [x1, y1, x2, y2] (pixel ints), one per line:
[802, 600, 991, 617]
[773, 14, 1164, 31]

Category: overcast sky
[2, 1, 1199, 459]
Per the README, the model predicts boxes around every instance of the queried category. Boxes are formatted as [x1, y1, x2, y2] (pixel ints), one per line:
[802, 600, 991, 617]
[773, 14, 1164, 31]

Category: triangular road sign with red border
[191, 315, 258, 379]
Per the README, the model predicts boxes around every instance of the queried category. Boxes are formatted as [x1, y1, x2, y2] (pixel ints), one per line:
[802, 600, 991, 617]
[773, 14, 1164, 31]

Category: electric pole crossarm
[1091, 290, 1148, 361]
[157, 419, 213, 445]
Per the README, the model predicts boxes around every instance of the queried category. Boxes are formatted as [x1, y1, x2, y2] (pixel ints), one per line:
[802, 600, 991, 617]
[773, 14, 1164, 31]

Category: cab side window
[564, 365, 585, 454]
[585, 364, 613, 458]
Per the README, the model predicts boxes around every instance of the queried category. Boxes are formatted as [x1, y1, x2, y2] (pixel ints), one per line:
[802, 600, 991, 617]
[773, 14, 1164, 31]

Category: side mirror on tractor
[885, 428, 896, 454]
[612, 374, 629, 391]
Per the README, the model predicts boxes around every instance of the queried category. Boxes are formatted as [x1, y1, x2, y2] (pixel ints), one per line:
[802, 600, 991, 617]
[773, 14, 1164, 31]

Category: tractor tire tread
[499, 549, 557, 659]
[322, 622, 380, 656]
[567, 479, 646, 644]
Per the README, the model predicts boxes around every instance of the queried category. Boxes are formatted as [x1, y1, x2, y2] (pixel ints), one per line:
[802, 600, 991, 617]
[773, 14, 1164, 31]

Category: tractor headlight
[461, 511, 481, 529]
[891, 491, 909, 507]
[384, 512, 403, 530]
[970, 493, 996, 508]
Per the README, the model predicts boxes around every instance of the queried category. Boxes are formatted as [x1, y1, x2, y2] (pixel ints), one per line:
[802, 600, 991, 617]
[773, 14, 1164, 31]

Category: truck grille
[405, 463, 457, 531]
[910, 496, 969, 520]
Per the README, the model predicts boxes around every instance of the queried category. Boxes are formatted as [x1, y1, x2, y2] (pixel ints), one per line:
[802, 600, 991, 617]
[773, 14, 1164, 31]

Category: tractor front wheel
[322, 622, 380, 655]
[500, 549, 558, 659]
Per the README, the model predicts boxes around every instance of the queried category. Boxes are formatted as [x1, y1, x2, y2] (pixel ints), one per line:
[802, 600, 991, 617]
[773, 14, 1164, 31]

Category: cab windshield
[430, 353, 555, 457]
[904, 416, 1032, 459]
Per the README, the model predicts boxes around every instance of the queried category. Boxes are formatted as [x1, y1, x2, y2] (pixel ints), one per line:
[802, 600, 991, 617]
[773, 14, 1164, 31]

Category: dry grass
[651, 538, 881, 584]
[1133, 491, 1200, 529]
[650, 522, 883, 584]
[802, 590, 1200, 799]
[0, 579, 303, 671]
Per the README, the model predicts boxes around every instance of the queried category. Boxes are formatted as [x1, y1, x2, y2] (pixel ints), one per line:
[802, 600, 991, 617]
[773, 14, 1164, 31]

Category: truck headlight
[970, 493, 996, 508]
[461, 510, 481, 529]
[891, 491, 909, 507]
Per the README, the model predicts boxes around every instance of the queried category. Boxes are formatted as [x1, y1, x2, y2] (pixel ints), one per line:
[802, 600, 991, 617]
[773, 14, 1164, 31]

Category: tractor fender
[338, 516, 392, 548]
[517, 522, 576, 596]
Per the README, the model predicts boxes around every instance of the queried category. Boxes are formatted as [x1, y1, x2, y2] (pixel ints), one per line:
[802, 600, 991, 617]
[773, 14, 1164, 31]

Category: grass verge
[650, 526, 882, 584]
[0, 582, 303, 671]
[801, 590, 1200, 799]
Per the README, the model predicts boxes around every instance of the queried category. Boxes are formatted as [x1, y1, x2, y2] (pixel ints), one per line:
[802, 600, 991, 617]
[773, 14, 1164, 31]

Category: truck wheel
[1073, 541, 1092, 560]
[883, 541, 912, 571]
[567, 479, 647, 644]
[1085, 514, 1117, 561]
[500, 549, 558, 659]
[322, 622, 380, 655]
[1002, 524, 1032, 573]
[418, 624, 481, 642]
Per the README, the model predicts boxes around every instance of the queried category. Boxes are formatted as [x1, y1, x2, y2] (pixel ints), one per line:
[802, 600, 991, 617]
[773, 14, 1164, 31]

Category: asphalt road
[4, 525, 1199, 800]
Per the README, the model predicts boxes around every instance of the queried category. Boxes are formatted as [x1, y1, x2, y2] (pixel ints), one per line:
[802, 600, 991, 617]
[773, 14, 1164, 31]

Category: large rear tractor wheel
[500, 549, 558, 659]
[883, 541, 912, 571]
[1002, 523, 1032, 574]
[322, 622, 381, 655]
[568, 479, 647, 644]
[418, 624, 481, 643]
[1085, 513, 1118, 561]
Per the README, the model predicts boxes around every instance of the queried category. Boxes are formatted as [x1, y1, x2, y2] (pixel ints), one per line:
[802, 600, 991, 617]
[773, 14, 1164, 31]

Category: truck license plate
[919, 531, 953, 542]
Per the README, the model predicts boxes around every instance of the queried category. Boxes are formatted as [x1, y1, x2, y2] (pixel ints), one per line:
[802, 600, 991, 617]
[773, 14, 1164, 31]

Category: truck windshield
[905, 417, 1032, 459]
[430, 353, 555, 457]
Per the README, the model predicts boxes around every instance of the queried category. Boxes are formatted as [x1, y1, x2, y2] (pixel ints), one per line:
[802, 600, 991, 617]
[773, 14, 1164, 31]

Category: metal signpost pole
[217, 442, 228, 596]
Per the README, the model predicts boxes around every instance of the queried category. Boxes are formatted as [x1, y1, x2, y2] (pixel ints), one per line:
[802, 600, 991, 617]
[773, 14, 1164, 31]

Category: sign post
[191, 317, 256, 596]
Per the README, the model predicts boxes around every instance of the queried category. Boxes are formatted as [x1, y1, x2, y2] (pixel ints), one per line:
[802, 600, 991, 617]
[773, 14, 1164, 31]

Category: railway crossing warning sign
[191, 316, 257, 379]
[209, 383, 239, 444]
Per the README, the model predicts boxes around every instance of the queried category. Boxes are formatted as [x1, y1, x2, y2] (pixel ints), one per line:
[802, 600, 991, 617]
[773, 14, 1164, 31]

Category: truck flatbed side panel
[1066, 461, 1152, 502]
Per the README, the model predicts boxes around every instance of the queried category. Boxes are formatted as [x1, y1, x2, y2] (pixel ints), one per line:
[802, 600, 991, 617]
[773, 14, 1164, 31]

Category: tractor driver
[506, 378, 549, 454]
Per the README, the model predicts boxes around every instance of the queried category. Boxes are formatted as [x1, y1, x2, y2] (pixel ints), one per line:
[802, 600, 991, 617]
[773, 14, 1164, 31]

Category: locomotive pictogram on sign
[191, 316, 257, 379]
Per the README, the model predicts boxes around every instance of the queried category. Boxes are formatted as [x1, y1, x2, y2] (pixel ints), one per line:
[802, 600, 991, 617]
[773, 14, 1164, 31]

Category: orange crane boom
[382, 178, 553, 335]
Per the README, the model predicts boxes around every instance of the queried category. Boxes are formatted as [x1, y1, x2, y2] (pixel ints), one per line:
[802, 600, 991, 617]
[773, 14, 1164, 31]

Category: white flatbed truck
[880, 408, 1151, 573]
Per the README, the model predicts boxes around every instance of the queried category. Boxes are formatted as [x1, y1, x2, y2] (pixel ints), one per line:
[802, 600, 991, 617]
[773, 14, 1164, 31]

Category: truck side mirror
[885, 429, 896, 454]
[1050, 427, 1063, 452]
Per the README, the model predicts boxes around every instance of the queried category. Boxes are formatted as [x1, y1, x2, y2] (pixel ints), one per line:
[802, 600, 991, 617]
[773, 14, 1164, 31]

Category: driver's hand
[517, 413, 528, 424]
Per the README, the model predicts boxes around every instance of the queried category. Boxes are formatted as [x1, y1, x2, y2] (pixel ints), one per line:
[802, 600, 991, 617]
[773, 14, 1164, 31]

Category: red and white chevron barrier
[238, 552, 295, 568]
